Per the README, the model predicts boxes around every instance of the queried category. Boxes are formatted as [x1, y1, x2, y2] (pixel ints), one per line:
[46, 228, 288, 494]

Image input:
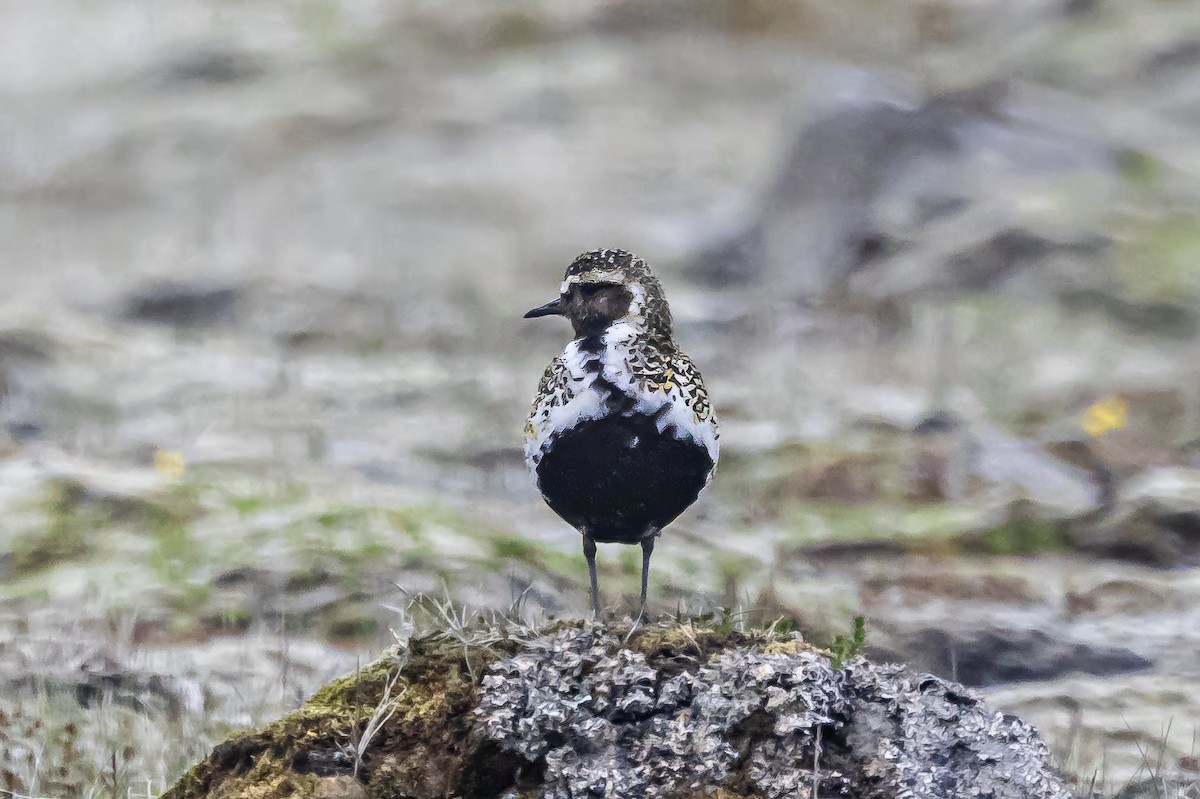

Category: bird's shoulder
[624, 339, 715, 426]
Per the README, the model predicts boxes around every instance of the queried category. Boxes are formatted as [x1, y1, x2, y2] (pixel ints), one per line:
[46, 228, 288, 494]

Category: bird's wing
[663, 350, 716, 428]
[631, 347, 719, 467]
[525, 356, 571, 466]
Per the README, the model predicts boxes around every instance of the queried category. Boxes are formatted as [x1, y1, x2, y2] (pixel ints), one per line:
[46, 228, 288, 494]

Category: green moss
[400, 543, 442, 572]
[10, 480, 97, 576]
[969, 510, 1068, 556]
[148, 516, 210, 612]
[148, 520, 201, 575]
[275, 503, 456, 596]
[785, 501, 979, 547]
[316, 507, 369, 530]
[490, 534, 538, 563]
[285, 566, 331, 593]
[385, 504, 473, 537]
[488, 534, 582, 579]
[307, 653, 403, 711]
[215, 608, 254, 631]
[220, 481, 309, 515]
[164, 629, 528, 799]
[230, 496, 266, 516]
[9, 479, 203, 577]
[617, 547, 640, 576]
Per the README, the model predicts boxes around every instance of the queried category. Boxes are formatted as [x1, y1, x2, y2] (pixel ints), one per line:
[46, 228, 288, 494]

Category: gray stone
[870, 626, 1152, 688]
[120, 281, 241, 328]
[477, 624, 1072, 799]
[147, 45, 263, 88]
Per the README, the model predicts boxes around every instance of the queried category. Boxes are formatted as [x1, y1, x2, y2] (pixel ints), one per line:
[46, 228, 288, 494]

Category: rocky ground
[163, 616, 1074, 799]
[5, 0, 1200, 796]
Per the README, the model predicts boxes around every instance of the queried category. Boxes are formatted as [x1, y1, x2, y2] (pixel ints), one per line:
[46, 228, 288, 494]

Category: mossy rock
[164, 617, 1070, 799]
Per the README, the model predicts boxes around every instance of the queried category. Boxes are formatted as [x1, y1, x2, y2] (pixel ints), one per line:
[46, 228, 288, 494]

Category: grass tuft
[827, 615, 867, 669]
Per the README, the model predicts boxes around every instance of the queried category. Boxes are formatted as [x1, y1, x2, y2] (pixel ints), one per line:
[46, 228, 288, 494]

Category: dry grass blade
[385, 587, 541, 681]
[813, 724, 823, 799]
[349, 669, 405, 780]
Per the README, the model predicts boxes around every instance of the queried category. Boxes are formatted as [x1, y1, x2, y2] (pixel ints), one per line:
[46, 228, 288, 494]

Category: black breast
[535, 411, 714, 544]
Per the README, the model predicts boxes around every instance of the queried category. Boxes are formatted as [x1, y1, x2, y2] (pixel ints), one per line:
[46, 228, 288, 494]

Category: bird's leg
[583, 533, 600, 617]
[638, 534, 656, 619]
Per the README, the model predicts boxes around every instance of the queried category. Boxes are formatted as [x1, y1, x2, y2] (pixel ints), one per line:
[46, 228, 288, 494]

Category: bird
[523, 248, 719, 616]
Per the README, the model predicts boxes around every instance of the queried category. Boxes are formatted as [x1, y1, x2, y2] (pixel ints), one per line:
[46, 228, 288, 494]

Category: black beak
[524, 297, 564, 319]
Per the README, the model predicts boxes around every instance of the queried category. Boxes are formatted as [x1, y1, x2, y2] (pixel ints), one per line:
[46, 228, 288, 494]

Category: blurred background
[4, 0, 1200, 795]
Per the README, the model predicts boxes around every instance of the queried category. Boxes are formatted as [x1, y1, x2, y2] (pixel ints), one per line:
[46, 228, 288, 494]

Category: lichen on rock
[164, 617, 1073, 799]
[476, 622, 1070, 799]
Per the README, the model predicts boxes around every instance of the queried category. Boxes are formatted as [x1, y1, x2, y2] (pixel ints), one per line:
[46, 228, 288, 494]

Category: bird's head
[524, 248, 672, 339]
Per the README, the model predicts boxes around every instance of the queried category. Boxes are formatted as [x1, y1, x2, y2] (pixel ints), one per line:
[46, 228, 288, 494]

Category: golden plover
[524, 248, 719, 615]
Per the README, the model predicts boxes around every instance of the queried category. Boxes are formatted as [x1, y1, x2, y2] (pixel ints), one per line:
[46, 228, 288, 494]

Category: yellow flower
[1081, 396, 1127, 438]
[154, 448, 187, 480]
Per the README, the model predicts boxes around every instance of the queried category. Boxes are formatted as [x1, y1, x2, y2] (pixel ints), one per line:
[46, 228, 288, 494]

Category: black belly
[535, 411, 714, 544]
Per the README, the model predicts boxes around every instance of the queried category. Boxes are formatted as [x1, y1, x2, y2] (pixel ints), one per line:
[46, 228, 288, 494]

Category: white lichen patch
[477, 625, 1073, 799]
